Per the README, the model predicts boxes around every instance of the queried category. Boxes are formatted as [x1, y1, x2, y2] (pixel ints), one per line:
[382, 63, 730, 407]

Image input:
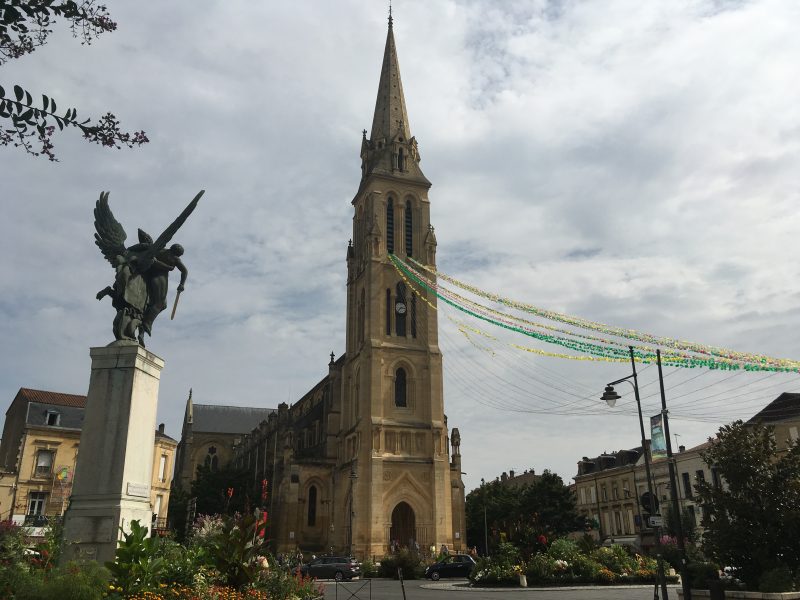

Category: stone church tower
[222, 16, 465, 558]
[339, 15, 463, 558]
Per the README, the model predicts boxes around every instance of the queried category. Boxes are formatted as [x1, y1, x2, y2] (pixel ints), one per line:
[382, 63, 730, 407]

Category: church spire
[360, 14, 429, 185]
[370, 13, 410, 143]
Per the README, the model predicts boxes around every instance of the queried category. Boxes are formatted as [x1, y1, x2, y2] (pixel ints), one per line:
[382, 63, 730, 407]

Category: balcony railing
[23, 514, 61, 527]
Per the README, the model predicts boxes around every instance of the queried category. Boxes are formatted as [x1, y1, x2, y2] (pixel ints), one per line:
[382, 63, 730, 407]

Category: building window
[204, 446, 218, 471]
[27, 491, 47, 516]
[45, 411, 60, 426]
[695, 470, 705, 483]
[411, 293, 417, 338]
[154, 494, 163, 517]
[682, 472, 693, 498]
[35, 450, 54, 478]
[158, 455, 168, 482]
[612, 484, 619, 500]
[397, 148, 405, 171]
[623, 480, 631, 498]
[601, 485, 607, 501]
[308, 485, 317, 526]
[395, 283, 406, 337]
[405, 200, 412, 256]
[386, 289, 391, 335]
[711, 466, 721, 489]
[387, 199, 394, 254]
[359, 289, 365, 342]
[395, 368, 407, 408]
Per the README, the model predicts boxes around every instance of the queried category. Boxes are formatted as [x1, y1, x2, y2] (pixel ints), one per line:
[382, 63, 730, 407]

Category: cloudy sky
[2, 0, 799, 493]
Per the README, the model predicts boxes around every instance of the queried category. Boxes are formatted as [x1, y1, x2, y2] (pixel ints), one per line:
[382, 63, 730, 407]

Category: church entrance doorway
[389, 501, 416, 550]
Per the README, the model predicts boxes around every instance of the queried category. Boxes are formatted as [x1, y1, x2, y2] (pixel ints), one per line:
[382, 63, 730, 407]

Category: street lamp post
[480, 478, 489, 557]
[349, 463, 357, 557]
[601, 346, 668, 600]
[656, 349, 692, 600]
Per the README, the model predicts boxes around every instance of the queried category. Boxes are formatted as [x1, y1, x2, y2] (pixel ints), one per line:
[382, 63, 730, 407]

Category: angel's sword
[170, 290, 182, 320]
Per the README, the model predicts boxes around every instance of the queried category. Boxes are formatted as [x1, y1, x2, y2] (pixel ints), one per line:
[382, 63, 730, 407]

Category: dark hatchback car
[301, 556, 361, 581]
[425, 554, 476, 580]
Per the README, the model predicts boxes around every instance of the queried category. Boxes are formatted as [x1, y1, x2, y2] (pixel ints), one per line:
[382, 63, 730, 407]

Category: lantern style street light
[602, 346, 669, 600]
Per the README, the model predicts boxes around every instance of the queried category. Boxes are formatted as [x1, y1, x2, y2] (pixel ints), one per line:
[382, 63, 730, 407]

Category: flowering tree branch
[1, 1, 148, 160]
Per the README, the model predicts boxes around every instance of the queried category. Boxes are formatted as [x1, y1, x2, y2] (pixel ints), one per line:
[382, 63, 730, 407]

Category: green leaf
[42, 94, 50, 111]
[19, 108, 34, 122]
[13, 85, 23, 102]
[0, 85, 5, 98]
[24, 90, 33, 106]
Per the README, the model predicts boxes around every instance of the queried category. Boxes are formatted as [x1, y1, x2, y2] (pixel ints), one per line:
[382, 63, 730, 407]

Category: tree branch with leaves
[1, 0, 148, 160]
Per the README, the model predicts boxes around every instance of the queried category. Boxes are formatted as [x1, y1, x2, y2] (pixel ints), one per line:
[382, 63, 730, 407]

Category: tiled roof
[192, 404, 276, 434]
[747, 392, 800, 424]
[16, 387, 86, 409]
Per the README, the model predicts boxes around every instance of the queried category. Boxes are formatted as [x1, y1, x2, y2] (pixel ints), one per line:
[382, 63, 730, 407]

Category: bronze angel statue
[94, 190, 203, 346]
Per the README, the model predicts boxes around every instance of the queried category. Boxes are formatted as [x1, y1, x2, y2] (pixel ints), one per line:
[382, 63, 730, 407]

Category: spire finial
[388, 1, 393, 28]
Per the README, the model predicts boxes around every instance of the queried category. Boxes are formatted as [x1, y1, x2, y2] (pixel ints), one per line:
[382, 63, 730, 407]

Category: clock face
[395, 302, 407, 315]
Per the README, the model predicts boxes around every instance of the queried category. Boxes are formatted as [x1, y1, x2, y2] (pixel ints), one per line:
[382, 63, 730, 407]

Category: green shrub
[105, 520, 165, 595]
[378, 549, 424, 579]
[592, 545, 636, 575]
[758, 566, 794, 593]
[469, 555, 519, 586]
[571, 554, 602, 581]
[250, 567, 323, 599]
[15, 561, 110, 600]
[687, 561, 720, 589]
[525, 552, 556, 584]
[360, 559, 378, 578]
[203, 509, 270, 589]
[548, 538, 580, 563]
[576, 533, 597, 555]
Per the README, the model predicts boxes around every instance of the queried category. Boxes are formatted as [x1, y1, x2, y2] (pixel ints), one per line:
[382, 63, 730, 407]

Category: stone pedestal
[61, 342, 164, 564]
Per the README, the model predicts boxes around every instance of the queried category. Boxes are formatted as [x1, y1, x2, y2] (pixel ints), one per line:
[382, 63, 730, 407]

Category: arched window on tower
[395, 368, 407, 408]
[386, 199, 394, 254]
[358, 288, 365, 342]
[395, 282, 406, 337]
[307, 485, 317, 526]
[398, 148, 405, 171]
[411, 293, 417, 338]
[386, 289, 391, 335]
[405, 200, 413, 256]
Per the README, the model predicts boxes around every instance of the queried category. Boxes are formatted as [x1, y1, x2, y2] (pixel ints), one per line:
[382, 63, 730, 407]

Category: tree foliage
[1, 0, 147, 159]
[695, 420, 800, 587]
[190, 463, 253, 517]
[466, 470, 581, 556]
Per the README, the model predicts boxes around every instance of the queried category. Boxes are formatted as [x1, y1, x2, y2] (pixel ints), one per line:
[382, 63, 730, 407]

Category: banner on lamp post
[650, 413, 668, 460]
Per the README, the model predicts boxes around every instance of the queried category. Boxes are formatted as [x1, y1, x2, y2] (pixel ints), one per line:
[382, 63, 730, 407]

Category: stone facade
[0, 387, 176, 538]
[227, 19, 466, 558]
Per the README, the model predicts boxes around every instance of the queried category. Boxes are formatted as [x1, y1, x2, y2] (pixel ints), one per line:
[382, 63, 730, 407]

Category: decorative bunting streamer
[404, 256, 800, 372]
[388, 254, 800, 373]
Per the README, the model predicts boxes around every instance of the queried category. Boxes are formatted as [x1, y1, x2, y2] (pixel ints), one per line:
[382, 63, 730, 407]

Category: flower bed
[470, 538, 677, 588]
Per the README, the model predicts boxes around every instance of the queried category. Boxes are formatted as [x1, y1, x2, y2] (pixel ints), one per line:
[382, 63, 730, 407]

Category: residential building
[746, 392, 800, 451]
[0, 387, 176, 535]
[574, 447, 645, 548]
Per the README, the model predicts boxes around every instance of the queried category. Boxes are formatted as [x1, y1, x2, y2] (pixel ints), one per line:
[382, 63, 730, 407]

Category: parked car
[424, 554, 476, 580]
[301, 556, 361, 581]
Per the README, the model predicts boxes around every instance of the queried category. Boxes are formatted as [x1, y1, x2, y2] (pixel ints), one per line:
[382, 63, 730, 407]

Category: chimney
[679, 445, 685, 453]
[158, 423, 165, 434]
[509, 470, 515, 478]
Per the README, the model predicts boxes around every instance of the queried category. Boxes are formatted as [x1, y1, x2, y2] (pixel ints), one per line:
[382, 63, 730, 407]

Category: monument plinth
[61, 342, 164, 563]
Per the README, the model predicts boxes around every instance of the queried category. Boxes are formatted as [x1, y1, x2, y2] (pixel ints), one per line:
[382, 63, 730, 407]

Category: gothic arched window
[411, 293, 417, 338]
[386, 289, 391, 335]
[308, 485, 317, 526]
[395, 282, 406, 337]
[395, 368, 407, 408]
[358, 288, 365, 342]
[405, 200, 413, 256]
[387, 199, 395, 254]
[398, 148, 405, 171]
[204, 446, 218, 471]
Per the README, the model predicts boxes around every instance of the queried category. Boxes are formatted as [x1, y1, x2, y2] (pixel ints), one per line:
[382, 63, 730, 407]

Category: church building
[177, 16, 466, 558]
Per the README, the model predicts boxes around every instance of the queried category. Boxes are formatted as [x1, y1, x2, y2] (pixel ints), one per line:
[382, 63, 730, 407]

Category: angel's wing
[137, 190, 204, 270]
[93, 191, 128, 265]
[137, 229, 154, 244]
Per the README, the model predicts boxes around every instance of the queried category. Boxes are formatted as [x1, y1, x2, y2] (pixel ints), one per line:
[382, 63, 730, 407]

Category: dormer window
[46, 411, 60, 427]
